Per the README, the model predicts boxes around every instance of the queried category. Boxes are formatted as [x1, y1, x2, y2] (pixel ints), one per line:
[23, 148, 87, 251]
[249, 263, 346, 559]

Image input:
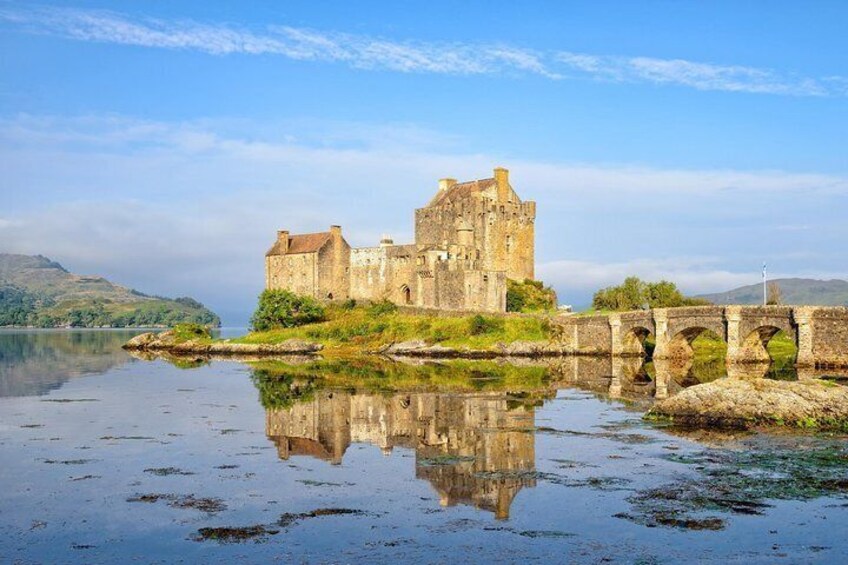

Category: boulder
[647, 378, 848, 430]
[123, 332, 161, 350]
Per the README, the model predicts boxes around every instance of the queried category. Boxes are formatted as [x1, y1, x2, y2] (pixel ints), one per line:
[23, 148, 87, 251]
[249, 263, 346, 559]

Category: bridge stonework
[553, 306, 848, 368]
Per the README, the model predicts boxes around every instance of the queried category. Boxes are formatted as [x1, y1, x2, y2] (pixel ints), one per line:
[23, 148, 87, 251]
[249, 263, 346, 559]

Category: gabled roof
[427, 178, 497, 207]
[266, 231, 332, 256]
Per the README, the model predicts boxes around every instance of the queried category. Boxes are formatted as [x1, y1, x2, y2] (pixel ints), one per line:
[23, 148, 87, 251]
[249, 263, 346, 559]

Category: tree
[592, 277, 710, 311]
[250, 289, 325, 331]
[767, 282, 783, 305]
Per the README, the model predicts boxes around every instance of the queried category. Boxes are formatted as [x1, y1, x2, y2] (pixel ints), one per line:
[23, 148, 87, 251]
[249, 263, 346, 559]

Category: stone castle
[265, 167, 535, 312]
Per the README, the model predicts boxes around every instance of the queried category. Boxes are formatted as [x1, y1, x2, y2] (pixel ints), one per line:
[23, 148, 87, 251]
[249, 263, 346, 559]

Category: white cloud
[1, 6, 845, 95]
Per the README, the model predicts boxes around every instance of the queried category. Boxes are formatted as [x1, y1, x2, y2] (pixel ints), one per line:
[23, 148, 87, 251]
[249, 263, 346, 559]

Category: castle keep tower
[414, 167, 535, 281]
[265, 167, 536, 312]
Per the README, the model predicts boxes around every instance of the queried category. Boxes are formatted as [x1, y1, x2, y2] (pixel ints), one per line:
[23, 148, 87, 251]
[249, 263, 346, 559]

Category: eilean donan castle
[265, 167, 535, 312]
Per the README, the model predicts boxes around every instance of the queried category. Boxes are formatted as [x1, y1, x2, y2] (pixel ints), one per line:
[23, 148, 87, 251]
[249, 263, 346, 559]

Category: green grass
[231, 304, 551, 355]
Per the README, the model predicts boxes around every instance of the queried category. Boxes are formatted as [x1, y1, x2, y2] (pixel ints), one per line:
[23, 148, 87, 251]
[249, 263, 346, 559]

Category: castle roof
[427, 178, 497, 207]
[266, 231, 331, 256]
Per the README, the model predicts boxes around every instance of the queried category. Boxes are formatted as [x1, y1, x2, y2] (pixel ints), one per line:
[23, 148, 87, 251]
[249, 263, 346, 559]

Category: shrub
[341, 298, 358, 310]
[250, 290, 325, 331]
[469, 314, 504, 336]
[171, 323, 212, 341]
[367, 299, 398, 317]
[506, 279, 557, 313]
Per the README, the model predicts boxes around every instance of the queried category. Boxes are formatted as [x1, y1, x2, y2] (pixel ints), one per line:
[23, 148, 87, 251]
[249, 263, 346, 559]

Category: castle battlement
[265, 168, 535, 312]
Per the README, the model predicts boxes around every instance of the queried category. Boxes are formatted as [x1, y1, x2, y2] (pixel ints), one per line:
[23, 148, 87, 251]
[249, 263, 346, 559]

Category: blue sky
[2, 1, 847, 324]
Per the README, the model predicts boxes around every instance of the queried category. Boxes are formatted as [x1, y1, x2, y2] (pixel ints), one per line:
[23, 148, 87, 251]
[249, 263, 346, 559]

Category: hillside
[698, 278, 848, 306]
[0, 254, 220, 328]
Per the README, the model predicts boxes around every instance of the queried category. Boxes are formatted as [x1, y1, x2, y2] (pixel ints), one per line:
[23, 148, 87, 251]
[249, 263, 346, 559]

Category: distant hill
[0, 253, 220, 328]
[697, 278, 848, 306]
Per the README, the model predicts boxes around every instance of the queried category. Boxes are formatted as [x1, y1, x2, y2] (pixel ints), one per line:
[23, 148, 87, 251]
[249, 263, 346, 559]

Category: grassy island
[235, 300, 552, 356]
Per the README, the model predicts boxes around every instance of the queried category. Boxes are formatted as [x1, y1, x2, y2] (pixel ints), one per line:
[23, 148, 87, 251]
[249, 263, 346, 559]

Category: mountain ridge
[0, 253, 220, 327]
[697, 278, 848, 306]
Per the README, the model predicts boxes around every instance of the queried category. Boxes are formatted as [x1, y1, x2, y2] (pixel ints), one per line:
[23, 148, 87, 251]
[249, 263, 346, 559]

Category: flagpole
[762, 263, 767, 306]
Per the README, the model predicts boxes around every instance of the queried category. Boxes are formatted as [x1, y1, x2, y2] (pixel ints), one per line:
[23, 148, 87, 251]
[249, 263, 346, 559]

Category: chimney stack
[494, 167, 509, 201]
[438, 178, 457, 192]
[330, 225, 342, 239]
[277, 230, 289, 254]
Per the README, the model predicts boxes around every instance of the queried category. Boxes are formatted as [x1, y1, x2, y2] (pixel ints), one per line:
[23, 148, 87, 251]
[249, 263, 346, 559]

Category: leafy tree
[250, 289, 325, 331]
[592, 277, 710, 311]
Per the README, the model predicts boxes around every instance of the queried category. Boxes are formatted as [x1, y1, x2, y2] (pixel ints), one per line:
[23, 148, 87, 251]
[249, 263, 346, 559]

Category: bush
[367, 299, 398, 317]
[469, 314, 504, 336]
[341, 298, 357, 310]
[506, 279, 557, 313]
[171, 323, 212, 341]
[250, 290, 326, 331]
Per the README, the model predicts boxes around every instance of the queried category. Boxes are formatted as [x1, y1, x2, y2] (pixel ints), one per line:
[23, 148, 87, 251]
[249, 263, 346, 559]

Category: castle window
[483, 275, 489, 283]
[506, 235, 512, 253]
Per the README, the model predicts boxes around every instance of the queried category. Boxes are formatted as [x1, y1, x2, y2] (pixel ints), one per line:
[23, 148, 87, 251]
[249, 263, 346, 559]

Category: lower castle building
[265, 167, 535, 312]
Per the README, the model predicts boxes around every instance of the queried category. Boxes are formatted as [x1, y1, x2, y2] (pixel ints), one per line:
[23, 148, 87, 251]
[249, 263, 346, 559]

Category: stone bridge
[553, 305, 848, 367]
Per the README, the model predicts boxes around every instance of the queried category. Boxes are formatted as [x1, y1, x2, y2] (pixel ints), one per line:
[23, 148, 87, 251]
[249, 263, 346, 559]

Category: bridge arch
[731, 325, 797, 365]
[662, 326, 726, 361]
[621, 326, 654, 357]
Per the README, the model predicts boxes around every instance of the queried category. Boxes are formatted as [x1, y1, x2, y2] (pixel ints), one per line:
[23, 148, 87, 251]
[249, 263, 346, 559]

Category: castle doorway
[401, 285, 412, 305]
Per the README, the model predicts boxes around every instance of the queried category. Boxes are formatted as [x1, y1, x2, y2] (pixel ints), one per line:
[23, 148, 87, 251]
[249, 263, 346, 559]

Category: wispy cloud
[1, 5, 845, 95]
[557, 52, 826, 96]
[0, 6, 557, 78]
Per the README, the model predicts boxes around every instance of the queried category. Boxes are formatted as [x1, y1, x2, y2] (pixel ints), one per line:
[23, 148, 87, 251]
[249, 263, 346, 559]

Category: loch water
[1, 330, 847, 563]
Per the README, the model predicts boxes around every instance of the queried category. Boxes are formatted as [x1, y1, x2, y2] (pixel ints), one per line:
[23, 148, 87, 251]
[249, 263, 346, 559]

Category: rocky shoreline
[375, 339, 569, 358]
[122, 331, 323, 356]
[122, 333, 571, 359]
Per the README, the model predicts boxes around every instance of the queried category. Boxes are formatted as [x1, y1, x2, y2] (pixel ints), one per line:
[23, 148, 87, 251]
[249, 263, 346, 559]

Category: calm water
[1, 330, 847, 563]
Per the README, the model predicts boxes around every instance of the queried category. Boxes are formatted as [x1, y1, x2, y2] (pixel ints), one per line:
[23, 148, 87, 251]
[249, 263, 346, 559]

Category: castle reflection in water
[256, 354, 814, 519]
[265, 390, 543, 519]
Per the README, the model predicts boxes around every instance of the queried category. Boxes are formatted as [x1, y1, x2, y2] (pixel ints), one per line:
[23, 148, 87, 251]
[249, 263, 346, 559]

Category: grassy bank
[233, 303, 552, 356]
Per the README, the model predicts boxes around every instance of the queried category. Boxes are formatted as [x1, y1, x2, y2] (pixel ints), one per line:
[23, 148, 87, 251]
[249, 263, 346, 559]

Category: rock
[496, 340, 566, 356]
[122, 332, 160, 350]
[647, 378, 848, 430]
[122, 333, 322, 356]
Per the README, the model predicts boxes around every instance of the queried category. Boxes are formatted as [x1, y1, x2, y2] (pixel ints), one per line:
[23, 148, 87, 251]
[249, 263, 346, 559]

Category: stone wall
[810, 307, 848, 367]
[265, 253, 318, 297]
[348, 244, 505, 312]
